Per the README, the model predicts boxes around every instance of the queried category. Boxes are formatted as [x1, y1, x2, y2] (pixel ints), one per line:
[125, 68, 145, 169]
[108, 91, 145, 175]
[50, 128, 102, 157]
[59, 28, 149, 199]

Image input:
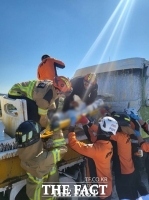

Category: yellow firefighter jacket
[8, 80, 58, 127]
[17, 130, 67, 200]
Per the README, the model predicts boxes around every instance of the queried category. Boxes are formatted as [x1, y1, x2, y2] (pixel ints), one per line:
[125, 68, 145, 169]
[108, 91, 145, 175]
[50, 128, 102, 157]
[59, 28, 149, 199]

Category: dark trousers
[133, 156, 148, 196]
[115, 171, 138, 200]
[8, 95, 40, 123]
[145, 152, 149, 183]
[134, 169, 148, 196]
[15, 185, 29, 200]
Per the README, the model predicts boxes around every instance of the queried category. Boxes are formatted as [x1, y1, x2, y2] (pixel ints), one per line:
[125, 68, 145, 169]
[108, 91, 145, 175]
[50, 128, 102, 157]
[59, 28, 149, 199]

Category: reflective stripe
[8, 84, 22, 96]
[8, 81, 36, 100]
[27, 81, 36, 99]
[53, 138, 66, 147]
[49, 165, 57, 175]
[52, 149, 60, 164]
[38, 107, 48, 115]
[34, 182, 42, 200]
[27, 173, 41, 184]
[27, 172, 48, 200]
[30, 196, 55, 200]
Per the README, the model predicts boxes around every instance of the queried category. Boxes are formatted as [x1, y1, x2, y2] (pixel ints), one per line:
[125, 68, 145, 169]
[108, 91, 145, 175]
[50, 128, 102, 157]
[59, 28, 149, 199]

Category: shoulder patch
[37, 82, 46, 88]
[43, 89, 53, 102]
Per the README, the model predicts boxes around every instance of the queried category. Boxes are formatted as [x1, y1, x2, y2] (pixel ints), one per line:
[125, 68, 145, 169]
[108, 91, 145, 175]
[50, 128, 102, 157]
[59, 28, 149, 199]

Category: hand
[130, 113, 141, 121]
[134, 130, 141, 137]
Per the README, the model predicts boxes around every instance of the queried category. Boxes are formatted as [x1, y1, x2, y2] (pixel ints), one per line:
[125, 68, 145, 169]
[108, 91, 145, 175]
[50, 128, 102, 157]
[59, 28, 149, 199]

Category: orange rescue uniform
[68, 131, 113, 198]
[37, 57, 65, 80]
[110, 132, 134, 174]
[87, 124, 135, 174]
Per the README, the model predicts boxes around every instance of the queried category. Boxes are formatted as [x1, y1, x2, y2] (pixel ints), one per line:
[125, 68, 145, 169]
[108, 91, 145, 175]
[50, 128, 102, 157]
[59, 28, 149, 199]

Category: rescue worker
[111, 112, 138, 200]
[80, 113, 139, 199]
[37, 55, 65, 110]
[68, 116, 119, 199]
[15, 120, 67, 200]
[124, 108, 149, 184]
[124, 108, 149, 196]
[8, 76, 72, 128]
[62, 73, 98, 112]
[37, 54, 65, 81]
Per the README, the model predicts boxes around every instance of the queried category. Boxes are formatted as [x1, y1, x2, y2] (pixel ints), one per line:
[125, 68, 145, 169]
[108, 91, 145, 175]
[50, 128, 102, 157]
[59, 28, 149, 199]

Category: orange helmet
[84, 73, 97, 85]
[53, 76, 73, 94]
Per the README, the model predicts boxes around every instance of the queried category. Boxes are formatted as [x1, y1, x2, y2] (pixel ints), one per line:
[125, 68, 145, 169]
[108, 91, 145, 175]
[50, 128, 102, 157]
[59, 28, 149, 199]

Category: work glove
[134, 130, 141, 137]
[68, 125, 75, 132]
[129, 113, 141, 121]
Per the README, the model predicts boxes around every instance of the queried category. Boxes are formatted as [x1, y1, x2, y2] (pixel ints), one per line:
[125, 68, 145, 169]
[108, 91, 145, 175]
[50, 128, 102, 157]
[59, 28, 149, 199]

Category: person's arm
[35, 88, 55, 127]
[42, 130, 66, 150]
[139, 120, 149, 134]
[128, 113, 149, 135]
[130, 118, 140, 131]
[53, 58, 65, 69]
[137, 136, 149, 152]
[85, 84, 98, 105]
[68, 128, 97, 158]
[41, 142, 68, 174]
[88, 124, 98, 143]
[62, 93, 74, 112]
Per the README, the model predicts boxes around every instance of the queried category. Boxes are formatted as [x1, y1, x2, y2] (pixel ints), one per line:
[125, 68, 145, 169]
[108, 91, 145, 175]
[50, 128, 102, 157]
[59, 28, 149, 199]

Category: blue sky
[0, 0, 149, 93]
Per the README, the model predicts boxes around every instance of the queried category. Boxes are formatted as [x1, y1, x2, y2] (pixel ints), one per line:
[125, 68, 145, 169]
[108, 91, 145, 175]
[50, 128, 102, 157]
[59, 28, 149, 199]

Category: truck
[0, 57, 149, 199]
[73, 57, 149, 138]
[0, 97, 89, 200]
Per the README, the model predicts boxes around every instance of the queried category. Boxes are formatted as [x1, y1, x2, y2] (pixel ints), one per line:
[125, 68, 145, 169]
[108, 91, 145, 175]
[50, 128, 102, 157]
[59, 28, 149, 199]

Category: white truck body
[0, 96, 86, 200]
[74, 57, 149, 138]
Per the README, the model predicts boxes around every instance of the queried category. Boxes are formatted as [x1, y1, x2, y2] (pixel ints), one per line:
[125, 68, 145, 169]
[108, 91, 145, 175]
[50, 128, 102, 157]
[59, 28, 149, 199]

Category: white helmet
[124, 108, 138, 116]
[99, 116, 118, 135]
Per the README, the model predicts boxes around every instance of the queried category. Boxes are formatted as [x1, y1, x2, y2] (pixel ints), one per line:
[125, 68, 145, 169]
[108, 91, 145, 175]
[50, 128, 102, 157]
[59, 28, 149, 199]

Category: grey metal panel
[73, 57, 147, 77]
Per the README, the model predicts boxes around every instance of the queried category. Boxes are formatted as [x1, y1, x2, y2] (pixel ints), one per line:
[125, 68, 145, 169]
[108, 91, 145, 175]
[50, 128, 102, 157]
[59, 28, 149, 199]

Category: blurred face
[83, 80, 92, 89]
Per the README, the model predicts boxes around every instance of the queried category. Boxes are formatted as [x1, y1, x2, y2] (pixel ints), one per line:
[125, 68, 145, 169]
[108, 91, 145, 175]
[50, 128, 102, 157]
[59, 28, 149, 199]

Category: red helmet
[84, 73, 97, 85]
[53, 76, 73, 94]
